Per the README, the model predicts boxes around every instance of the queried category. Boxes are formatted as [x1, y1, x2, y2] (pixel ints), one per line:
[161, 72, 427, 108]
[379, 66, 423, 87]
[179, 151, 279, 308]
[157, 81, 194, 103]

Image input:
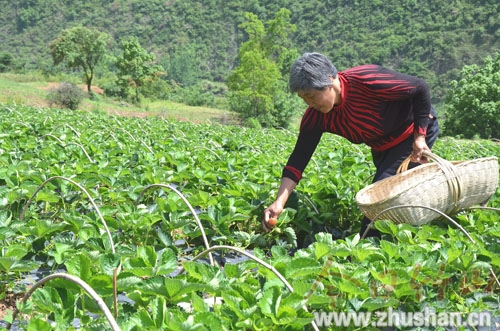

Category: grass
[0, 73, 240, 125]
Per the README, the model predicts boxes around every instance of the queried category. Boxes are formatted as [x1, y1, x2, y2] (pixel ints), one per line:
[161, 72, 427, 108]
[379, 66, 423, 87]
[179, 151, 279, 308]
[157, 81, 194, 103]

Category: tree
[227, 9, 301, 128]
[228, 49, 282, 126]
[168, 45, 200, 87]
[0, 52, 13, 73]
[443, 52, 500, 139]
[115, 37, 164, 104]
[49, 26, 111, 95]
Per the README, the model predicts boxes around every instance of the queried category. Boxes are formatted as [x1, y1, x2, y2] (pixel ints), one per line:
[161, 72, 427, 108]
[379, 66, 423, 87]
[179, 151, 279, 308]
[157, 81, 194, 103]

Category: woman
[262, 52, 439, 238]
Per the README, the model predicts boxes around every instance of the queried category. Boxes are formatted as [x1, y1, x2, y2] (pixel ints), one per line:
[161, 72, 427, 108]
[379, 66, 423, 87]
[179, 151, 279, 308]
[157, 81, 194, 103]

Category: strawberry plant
[0, 103, 499, 330]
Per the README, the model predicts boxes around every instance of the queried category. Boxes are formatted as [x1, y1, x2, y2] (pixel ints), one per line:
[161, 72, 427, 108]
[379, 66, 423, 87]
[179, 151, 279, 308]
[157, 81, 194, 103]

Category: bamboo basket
[355, 152, 499, 226]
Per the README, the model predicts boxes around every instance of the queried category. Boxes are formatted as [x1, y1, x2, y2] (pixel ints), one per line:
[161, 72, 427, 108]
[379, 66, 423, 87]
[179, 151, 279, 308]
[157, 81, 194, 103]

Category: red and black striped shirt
[283, 64, 432, 183]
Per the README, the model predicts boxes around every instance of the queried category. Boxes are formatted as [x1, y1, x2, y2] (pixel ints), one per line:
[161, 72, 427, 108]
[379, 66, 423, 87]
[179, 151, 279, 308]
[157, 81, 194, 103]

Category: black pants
[359, 114, 440, 238]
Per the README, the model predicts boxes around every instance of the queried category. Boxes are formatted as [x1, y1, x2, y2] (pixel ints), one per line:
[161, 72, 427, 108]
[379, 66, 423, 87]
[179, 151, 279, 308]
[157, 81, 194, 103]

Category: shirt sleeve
[412, 80, 431, 136]
[282, 129, 323, 183]
[373, 67, 431, 136]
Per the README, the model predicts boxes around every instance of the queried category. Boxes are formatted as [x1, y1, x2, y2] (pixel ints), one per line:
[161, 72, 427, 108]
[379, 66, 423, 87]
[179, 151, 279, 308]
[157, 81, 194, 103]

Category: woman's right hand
[262, 177, 297, 232]
[262, 201, 284, 232]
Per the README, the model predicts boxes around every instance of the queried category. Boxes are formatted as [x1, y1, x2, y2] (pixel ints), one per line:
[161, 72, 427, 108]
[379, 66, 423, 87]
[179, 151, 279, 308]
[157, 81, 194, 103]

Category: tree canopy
[2, 0, 499, 106]
[443, 52, 500, 139]
[49, 26, 111, 94]
[115, 37, 164, 104]
[227, 9, 301, 128]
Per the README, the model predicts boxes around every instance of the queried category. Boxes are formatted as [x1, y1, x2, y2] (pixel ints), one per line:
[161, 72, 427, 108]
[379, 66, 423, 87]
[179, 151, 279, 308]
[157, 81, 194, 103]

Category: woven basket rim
[355, 155, 499, 207]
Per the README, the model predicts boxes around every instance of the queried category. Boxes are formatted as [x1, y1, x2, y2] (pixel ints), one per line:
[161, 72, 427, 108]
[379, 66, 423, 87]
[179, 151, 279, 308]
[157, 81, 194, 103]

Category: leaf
[154, 248, 179, 276]
[27, 318, 52, 331]
[4, 244, 28, 259]
[275, 305, 297, 324]
[35, 190, 60, 203]
[329, 243, 351, 257]
[9, 259, 39, 272]
[116, 272, 143, 292]
[139, 277, 205, 302]
[271, 245, 288, 258]
[374, 220, 397, 235]
[0, 197, 8, 208]
[362, 298, 400, 311]
[31, 288, 62, 314]
[346, 233, 360, 248]
[370, 268, 398, 286]
[0, 257, 15, 272]
[182, 261, 220, 283]
[285, 257, 321, 278]
[99, 252, 121, 276]
[490, 255, 500, 267]
[380, 240, 399, 258]
[446, 246, 462, 263]
[151, 296, 167, 328]
[352, 244, 385, 262]
[315, 232, 334, 246]
[33, 220, 66, 238]
[460, 254, 474, 269]
[190, 292, 209, 313]
[337, 278, 369, 297]
[396, 229, 414, 243]
[313, 242, 331, 260]
[0, 210, 12, 226]
[137, 245, 157, 267]
[65, 253, 92, 281]
[88, 274, 114, 296]
[258, 286, 281, 317]
[193, 311, 225, 329]
[394, 282, 417, 299]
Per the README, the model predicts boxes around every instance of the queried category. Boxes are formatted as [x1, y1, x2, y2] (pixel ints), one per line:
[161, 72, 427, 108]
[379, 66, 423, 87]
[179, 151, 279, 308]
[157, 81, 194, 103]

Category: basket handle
[397, 151, 463, 213]
[397, 151, 448, 173]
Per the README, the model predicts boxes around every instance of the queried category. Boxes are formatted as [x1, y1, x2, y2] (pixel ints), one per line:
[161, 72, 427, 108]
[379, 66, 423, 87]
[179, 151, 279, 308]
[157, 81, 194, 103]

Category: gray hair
[289, 52, 338, 92]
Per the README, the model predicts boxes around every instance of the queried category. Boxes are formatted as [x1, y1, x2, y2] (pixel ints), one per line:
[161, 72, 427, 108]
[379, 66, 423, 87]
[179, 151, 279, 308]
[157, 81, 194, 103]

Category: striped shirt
[283, 64, 432, 183]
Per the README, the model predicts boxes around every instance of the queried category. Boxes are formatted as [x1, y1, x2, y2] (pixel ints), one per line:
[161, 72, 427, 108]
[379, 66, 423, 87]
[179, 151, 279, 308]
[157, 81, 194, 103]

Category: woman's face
[298, 86, 337, 113]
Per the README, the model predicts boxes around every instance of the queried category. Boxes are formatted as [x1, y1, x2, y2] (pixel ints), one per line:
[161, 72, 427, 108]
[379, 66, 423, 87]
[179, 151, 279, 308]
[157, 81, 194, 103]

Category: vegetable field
[0, 104, 499, 330]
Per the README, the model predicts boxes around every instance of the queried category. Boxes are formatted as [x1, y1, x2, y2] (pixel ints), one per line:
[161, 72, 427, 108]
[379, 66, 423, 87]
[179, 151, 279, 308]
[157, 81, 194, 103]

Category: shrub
[171, 84, 216, 107]
[246, 117, 262, 129]
[443, 52, 500, 139]
[46, 82, 85, 110]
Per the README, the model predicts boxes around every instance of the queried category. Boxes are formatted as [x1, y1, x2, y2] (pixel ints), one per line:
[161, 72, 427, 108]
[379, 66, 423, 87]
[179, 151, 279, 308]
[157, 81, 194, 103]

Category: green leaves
[48, 26, 111, 94]
[123, 247, 178, 277]
[0, 104, 499, 330]
[227, 9, 301, 128]
[444, 52, 500, 138]
[115, 36, 165, 104]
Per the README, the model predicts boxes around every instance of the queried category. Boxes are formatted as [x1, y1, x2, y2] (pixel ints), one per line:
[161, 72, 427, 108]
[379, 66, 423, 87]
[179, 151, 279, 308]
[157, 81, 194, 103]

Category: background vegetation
[0, 0, 499, 132]
[0, 1, 499, 327]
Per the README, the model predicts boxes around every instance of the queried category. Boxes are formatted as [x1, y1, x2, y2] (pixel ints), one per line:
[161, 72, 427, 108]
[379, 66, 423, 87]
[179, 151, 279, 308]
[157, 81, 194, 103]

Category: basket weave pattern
[355, 152, 499, 226]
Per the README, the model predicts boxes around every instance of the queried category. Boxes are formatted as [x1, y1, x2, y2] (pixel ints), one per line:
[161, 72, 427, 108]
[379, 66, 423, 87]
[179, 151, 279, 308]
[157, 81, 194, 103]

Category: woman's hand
[262, 177, 297, 232]
[411, 134, 431, 163]
[262, 201, 284, 232]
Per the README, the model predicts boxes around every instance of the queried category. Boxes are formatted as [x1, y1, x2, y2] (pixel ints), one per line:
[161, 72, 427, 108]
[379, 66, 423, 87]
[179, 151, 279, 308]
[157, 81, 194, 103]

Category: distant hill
[1, 0, 499, 104]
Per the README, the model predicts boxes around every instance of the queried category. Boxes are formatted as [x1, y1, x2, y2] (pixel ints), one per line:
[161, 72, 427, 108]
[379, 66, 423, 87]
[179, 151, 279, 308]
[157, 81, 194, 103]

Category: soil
[0, 292, 24, 322]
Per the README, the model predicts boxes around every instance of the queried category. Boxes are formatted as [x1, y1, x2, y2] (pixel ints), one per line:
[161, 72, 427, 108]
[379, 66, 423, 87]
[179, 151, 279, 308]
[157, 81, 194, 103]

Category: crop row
[0, 104, 499, 330]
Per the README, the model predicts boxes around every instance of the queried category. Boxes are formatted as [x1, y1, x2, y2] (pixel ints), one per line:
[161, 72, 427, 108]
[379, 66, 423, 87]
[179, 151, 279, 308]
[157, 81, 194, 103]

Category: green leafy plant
[0, 103, 499, 330]
[46, 82, 85, 110]
[444, 51, 500, 139]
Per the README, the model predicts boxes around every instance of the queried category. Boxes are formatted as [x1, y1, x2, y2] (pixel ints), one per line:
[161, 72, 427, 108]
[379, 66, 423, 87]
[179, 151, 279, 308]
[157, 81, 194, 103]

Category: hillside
[1, 0, 499, 104]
